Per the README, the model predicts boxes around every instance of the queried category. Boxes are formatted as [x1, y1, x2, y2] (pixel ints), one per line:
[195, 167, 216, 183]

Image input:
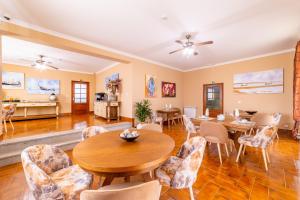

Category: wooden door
[71, 81, 89, 114]
[293, 41, 300, 138]
[203, 83, 224, 117]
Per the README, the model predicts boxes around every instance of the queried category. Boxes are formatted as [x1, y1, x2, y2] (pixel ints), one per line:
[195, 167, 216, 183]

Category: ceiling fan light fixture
[34, 63, 47, 71]
[183, 47, 194, 56]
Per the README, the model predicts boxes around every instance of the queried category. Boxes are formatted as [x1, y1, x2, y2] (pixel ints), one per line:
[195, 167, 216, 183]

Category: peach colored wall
[183, 52, 294, 129]
[2, 64, 95, 114]
[95, 63, 133, 118]
[95, 60, 184, 118]
[131, 60, 184, 114]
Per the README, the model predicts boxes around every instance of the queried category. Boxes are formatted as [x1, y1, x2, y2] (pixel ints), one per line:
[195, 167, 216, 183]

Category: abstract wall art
[145, 74, 157, 97]
[162, 81, 176, 97]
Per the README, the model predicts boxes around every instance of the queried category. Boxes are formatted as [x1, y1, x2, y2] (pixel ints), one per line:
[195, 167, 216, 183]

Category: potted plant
[135, 99, 152, 123]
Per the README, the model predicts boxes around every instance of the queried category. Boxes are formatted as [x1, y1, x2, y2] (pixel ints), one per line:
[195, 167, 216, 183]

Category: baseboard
[11, 114, 58, 121]
[121, 116, 135, 127]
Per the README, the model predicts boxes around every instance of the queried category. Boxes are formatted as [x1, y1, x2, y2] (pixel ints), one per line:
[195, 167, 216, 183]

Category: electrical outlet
[283, 124, 289, 129]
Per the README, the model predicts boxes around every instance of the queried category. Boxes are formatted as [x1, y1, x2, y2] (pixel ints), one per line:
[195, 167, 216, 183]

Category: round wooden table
[73, 129, 175, 186]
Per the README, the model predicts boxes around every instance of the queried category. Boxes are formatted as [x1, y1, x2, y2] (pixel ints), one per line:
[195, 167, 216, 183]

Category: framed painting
[2, 72, 25, 89]
[145, 74, 157, 97]
[162, 81, 176, 97]
[233, 68, 284, 94]
[104, 73, 119, 87]
[27, 78, 60, 94]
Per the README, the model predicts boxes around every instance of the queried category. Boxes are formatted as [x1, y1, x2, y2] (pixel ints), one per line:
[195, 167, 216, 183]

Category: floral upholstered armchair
[236, 125, 277, 171]
[82, 126, 108, 140]
[182, 115, 198, 140]
[271, 113, 282, 139]
[21, 144, 92, 200]
[2, 103, 16, 133]
[155, 136, 206, 200]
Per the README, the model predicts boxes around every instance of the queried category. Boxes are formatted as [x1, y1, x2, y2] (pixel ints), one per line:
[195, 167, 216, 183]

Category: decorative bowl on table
[245, 111, 257, 115]
[120, 129, 139, 142]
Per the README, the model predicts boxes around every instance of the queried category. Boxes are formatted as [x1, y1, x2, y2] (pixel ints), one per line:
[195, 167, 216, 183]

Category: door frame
[71, 80, 90, 114]
[203, 83, 224, 116]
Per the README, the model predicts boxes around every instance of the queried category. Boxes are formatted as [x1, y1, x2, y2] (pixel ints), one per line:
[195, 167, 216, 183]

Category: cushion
[155, 156, 183, 186]
[50, 165, 92, 200]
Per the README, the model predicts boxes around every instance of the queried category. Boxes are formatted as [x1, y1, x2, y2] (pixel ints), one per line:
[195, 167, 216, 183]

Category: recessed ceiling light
[161, 14, 168, 20]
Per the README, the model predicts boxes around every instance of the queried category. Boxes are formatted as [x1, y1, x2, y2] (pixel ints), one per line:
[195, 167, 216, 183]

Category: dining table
[191, 117, 256, 135]
[156, 108, 181, 128]
[73, 129, 175, 186]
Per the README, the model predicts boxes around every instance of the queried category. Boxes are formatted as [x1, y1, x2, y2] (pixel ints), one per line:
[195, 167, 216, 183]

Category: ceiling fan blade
[19, 58, 34, 63]
[195, 41, 213, 46]
[169, 48, 185, 54]
[47, 65, 59, 70]
[175, 40, 183, 45]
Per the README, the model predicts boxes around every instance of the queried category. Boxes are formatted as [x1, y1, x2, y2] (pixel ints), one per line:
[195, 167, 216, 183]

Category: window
[74, 83, 87, 103]
[206, 86, 221, 109]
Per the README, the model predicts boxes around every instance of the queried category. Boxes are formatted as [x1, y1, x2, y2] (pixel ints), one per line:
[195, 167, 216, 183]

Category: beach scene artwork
[233, 68, 283, 94]
[2, 72, 25, 89]
[27, 78, 60, 94]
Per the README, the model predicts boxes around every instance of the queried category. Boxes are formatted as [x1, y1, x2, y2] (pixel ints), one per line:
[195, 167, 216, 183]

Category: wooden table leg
[102, 175, 114, 187]
[167, 113, 170, 129]
[124, 176, 131, 182]
[143, 172, 153, 182]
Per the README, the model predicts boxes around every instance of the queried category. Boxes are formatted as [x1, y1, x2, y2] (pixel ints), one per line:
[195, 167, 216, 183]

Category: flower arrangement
[106, 79, 121, 95]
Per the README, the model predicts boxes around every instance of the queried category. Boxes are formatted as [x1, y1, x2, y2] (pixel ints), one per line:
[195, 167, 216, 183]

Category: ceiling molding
[184, 48, 296, 72]
[96, 62, 121, 74]
[2, 60, 94, 75]
[8, 19, 183, 72]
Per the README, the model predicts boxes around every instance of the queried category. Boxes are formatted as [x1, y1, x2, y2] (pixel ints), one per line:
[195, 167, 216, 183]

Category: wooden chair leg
[186, 132, 190, 141]
[189, 186, 195, 200]
[230, 140, 235, 152]
[3, 120, 7, 133]
[275, 132, 279, 140]
[236, 144, 244, 162]
[217, 143, 222, 164]
[172, 119, 176, 125]
[262, 149, 268, 171]
[9, 119, 14, 130]
[242, 145, 246, 155]
[265, 149, 270, 163]
[224, 143, 229, 157]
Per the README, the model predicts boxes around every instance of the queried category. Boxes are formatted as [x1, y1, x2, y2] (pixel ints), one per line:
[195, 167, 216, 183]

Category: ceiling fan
[169, 33, 213, 55]
[20, 55, 59, 70]
[31, 55, 58, 70]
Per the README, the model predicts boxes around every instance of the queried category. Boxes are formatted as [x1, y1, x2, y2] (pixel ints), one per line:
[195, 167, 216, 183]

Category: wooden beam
[0, 22, 130, 64]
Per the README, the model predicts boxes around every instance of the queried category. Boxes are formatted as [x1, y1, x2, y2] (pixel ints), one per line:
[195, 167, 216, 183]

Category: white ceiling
[0, 0, 300, 71]
[1, 36, 116, 73]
